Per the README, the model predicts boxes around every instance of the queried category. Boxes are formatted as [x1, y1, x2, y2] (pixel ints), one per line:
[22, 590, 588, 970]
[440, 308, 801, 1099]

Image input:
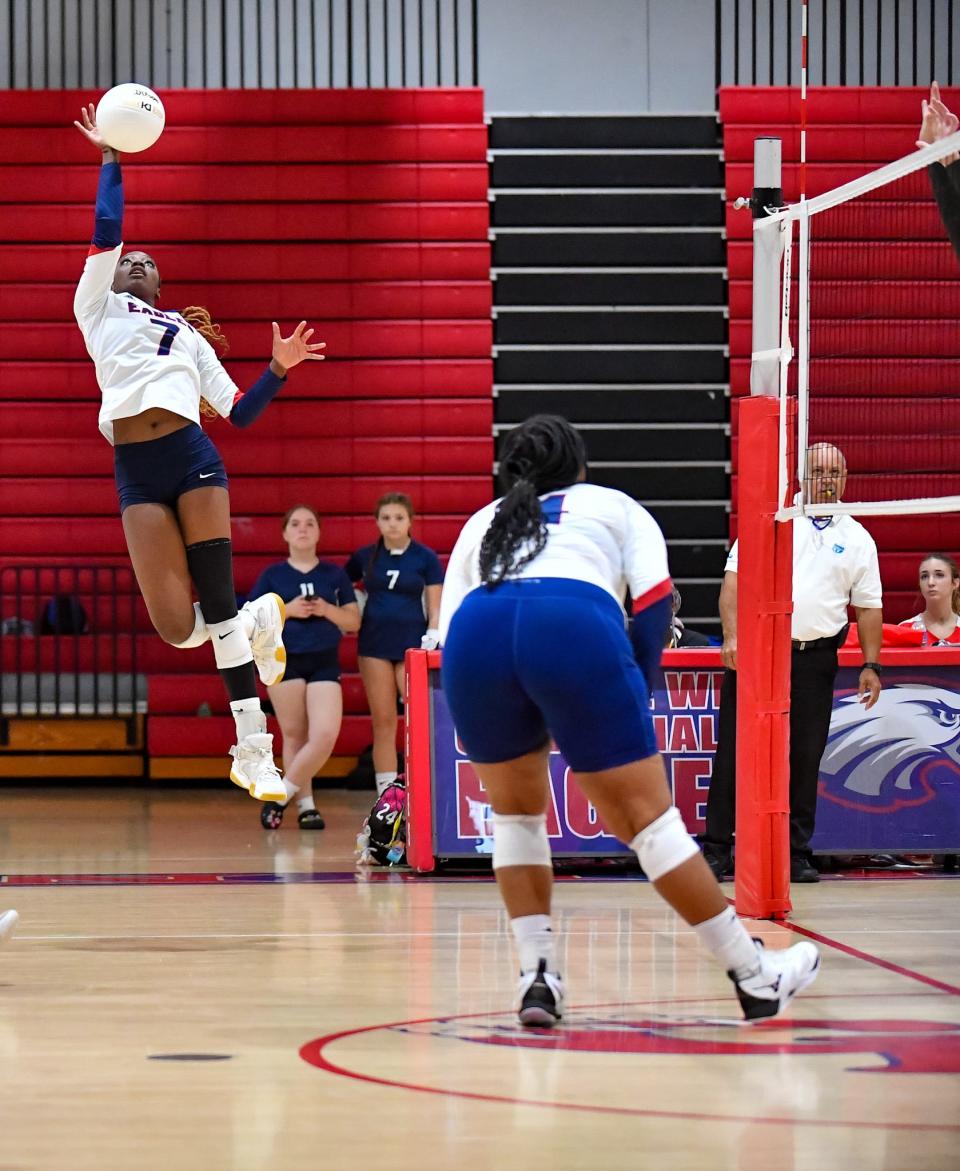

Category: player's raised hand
[917, 82, 960, 164]
[271, 321, 326, 373]
[73, 103, 119, 160]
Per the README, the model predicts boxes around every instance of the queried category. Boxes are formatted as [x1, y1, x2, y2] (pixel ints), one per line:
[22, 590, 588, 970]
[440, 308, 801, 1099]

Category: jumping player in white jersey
[439, 415, 820, 1027]
[72, 103, 325, 804]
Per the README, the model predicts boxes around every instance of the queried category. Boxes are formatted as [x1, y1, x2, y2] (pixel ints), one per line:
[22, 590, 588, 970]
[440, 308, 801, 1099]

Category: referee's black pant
[703, 644, 840, 857]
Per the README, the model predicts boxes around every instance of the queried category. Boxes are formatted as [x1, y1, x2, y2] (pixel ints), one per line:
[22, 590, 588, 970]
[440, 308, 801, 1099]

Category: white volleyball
[95, 83, 165, 153]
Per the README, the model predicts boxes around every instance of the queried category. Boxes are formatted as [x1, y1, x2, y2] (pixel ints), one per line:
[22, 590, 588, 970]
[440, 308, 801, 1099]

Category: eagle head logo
[819, 684, 960, 812]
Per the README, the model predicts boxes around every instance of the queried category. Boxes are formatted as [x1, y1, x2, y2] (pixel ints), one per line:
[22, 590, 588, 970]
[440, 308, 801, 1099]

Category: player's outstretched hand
[271, 321, 326, 374]
[917, 82, 960, 165]
[73, 103, 119, 160]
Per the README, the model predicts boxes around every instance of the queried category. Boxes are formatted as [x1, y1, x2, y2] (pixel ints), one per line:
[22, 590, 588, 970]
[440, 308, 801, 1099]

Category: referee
[702, 443, 883, 883]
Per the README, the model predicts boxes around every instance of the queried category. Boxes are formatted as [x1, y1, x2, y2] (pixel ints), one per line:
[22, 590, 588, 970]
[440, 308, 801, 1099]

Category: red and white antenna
[799, 0, 808, 201]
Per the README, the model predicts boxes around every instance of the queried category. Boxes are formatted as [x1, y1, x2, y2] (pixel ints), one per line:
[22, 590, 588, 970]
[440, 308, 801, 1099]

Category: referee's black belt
[791, 625, 848, 652]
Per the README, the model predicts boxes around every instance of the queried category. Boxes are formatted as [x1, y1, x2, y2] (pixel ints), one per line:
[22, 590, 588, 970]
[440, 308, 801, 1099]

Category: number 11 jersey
[74, 243, 240, 445]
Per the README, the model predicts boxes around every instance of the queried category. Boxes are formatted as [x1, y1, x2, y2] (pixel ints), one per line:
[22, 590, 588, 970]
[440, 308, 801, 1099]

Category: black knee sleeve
[185, 538, 238, 624]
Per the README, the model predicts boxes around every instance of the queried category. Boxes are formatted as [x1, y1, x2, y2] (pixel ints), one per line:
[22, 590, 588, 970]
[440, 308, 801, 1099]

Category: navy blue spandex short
[279, 649, 342, 685]
[114, 422, 229, 512]
[441, 578, 659, 772]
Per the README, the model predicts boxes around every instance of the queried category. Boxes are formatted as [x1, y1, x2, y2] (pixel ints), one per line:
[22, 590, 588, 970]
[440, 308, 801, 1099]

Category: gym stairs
[489, 113, 729, 633]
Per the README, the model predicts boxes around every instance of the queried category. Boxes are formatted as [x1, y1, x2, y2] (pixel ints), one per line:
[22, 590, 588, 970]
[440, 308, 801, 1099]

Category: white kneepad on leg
[173, 603, 210, 650]
[630, 807, 699, 882]
[207, 616, 255, 670]
[492, 813, 552, 870]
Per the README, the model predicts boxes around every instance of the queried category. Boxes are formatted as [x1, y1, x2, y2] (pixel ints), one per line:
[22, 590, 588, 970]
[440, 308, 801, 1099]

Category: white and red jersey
[438, 481, 672, 643]
[74, 244, 239, 444]
[898, 613, 960, 645]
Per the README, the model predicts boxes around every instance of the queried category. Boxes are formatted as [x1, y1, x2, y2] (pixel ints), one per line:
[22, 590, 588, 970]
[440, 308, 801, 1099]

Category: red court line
[782, 920, 960, 997]
[300, 998, 960, 1131]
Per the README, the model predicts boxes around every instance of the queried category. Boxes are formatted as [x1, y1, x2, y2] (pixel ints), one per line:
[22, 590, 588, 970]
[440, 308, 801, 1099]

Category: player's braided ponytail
[182, 305, 230, 419]
[479, 415, 587, 586]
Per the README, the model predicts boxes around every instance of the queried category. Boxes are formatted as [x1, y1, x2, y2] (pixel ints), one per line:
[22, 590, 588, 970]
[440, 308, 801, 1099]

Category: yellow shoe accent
[229, 765, 251, 792]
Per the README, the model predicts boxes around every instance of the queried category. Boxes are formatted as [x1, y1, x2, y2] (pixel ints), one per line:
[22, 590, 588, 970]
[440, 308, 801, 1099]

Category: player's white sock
[693, 906, 761, 981]
[375, 771, 397, 796]
[510, 913, 557, 974]
[230, 699, 266, 743]
[296, 794, 316, 814]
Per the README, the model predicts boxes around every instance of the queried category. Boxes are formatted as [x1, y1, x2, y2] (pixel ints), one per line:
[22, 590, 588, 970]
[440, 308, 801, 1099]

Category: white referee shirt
[438, 481, 672, 643]
[726, 514, 882, 641]
[74, 244, 239, 444]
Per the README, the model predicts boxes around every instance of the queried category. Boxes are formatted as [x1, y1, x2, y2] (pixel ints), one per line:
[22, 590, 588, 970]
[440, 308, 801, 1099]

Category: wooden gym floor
[0, 784, 958, 1171]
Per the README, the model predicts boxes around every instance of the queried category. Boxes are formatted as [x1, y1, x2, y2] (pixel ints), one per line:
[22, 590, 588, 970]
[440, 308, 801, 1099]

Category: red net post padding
[734, 397, 795, 921]
[405, 647, 438, 873]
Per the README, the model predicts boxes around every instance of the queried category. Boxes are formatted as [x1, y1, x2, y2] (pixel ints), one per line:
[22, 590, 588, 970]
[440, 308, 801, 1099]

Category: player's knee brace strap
[185, 538, 237, 625]
[492, 813, 552, 870]
[630, 807, 699, 882]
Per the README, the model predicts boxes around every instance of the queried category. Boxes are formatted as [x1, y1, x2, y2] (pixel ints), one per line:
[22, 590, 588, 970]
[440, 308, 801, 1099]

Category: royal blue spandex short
[441, 578, 659, 771]
[114, 422, 229, 512]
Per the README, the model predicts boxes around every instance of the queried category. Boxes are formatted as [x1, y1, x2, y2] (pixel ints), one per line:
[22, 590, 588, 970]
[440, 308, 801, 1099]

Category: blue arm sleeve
[629, 595, 673, 686]
[229, 365, 287, 428]
[92, 162, 123, 248]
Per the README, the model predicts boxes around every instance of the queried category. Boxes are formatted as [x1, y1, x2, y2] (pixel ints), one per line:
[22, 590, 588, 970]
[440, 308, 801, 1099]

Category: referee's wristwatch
[861, 661, 883, 674]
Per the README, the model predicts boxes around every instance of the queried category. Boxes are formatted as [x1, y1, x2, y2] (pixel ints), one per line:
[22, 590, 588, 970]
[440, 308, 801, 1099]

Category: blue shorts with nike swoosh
[114, 422, 229, 512]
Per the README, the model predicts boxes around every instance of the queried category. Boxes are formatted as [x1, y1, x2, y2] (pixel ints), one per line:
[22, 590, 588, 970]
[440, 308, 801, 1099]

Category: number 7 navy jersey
[74, 243, 239, 445]
[346, 539, 444, 661]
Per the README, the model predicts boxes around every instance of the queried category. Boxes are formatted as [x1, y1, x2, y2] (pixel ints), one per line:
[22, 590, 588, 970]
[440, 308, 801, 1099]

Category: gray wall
[2, 0, 957, 109]
[478, 0, 716, 113]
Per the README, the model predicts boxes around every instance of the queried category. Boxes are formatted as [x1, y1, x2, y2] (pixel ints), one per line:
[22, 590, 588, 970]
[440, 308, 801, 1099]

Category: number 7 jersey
[74, 243, 240, 445]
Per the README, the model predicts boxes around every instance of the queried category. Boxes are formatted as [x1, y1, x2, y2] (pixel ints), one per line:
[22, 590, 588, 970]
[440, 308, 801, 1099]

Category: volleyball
[95, 83, 165, 153]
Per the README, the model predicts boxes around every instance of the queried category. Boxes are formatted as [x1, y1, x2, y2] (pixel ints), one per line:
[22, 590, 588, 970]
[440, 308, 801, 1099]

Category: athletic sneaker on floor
[517, 959, 565, 1027]
[243, 592, 287, 686]
[260, 801, 284, 830]
[730, 938, 821, 1021]
[259, 802, 325, 830]
[230, 732, 288, 802]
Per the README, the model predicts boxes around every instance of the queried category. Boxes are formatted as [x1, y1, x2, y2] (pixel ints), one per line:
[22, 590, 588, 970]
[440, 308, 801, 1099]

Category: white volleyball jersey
[438, 481, 672, 642]
[74, 244, 240, 444]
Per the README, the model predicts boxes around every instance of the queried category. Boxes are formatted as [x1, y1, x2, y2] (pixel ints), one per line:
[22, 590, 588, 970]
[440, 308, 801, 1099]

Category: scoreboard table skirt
[404, 648, 960, 872]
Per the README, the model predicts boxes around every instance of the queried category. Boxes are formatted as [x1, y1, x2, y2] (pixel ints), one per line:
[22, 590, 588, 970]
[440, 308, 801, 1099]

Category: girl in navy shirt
[249, 505, 360, 829]
[346, 493, 443, 795]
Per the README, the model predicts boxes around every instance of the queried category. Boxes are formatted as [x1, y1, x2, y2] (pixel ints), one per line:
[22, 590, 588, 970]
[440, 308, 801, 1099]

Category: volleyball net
[737, 130, 960, 919]
[773, 130, 960, 520]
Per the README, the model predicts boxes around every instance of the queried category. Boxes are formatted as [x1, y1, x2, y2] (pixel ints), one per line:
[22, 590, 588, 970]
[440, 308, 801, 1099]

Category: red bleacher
[721, 86, 960, 622]
[0, 88, 492, 770]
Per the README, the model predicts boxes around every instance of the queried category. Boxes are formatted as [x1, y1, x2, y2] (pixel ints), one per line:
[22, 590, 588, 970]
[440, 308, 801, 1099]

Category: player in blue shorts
[72, 104, 325, 804]
[346, 493, 443, 795]
[439, 415, 820, 1027]
[250, 506, 361, 830]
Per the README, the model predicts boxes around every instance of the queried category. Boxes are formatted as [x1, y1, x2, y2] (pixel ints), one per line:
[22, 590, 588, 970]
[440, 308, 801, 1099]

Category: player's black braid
[479, 415, 587, 586]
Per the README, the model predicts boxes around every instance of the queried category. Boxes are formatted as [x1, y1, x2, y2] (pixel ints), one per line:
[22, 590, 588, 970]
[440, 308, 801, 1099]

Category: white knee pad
[173, 603, 210, 650]
[630, 807, 699, 882]
[492, 813, 552, 870]
[207, 615, 254, 671]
